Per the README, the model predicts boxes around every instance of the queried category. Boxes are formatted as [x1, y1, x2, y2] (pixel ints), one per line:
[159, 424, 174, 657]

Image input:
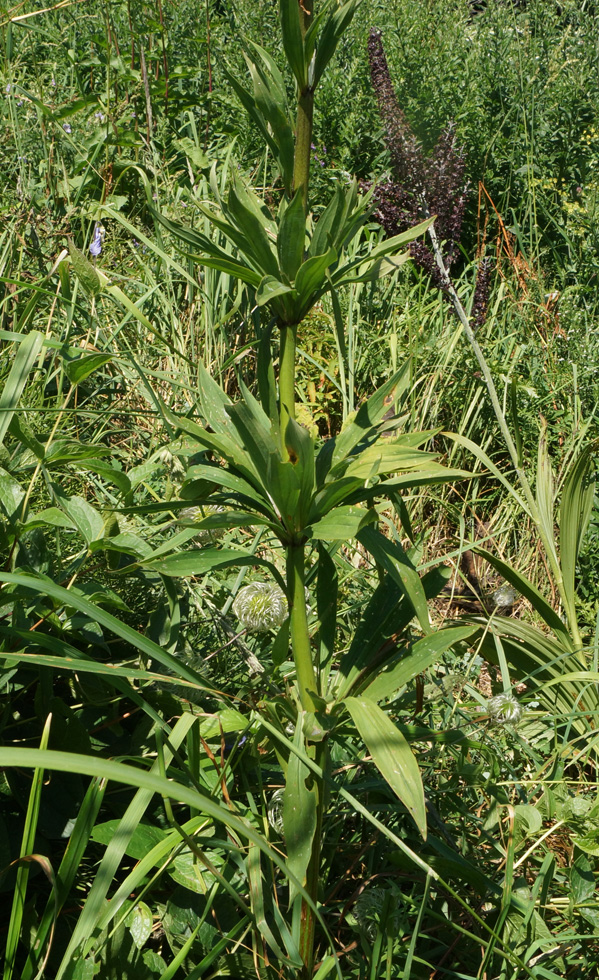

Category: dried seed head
[233, 582, 288, 632]
[179, 504, 226, 543]
[487, 692, 522, 727]
[492, 583, 518, 608]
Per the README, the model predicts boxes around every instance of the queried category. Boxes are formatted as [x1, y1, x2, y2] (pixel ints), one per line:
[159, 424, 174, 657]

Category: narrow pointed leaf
[362, 626, 477, 702]
[283, 716, 317, 904]
[560, 444, 596, 606]
[357, 526, 431, 633]
[0, 330, 43, 445]
[279, 0, 307, 88]
[277, 189, 306, 281]
[344, 696, 427, 837]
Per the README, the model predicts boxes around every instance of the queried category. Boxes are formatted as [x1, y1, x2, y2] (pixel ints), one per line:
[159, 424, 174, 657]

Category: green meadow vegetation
[2, 0, 599, 977]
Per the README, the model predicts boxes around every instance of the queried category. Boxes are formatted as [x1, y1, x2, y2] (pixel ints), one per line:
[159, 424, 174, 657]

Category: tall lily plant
[151, 1, 472, 973]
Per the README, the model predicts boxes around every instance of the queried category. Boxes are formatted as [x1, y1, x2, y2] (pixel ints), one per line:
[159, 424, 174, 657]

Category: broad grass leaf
[0, 330, 44, 446]
[69, 243, 102, 296]
[473, 547, 573, 650]
[0, 467, 26, 523]
[442, 431, 529, 513]
[571, 853, 595, 905]
[55, 493, 104, 545]
[126, 902, 153, 949]
[344, 696, 426, 837]
[64, 354, 113, 386]
[559, 443, 596, 609]
[22, 507, 77, 530]
[90, 822, 166, 861]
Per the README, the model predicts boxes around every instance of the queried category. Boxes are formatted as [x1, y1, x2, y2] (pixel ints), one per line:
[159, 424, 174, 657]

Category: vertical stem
[293, 0, 314, 210]
[287, 543, 318, 712]
[293, 88, 314, 210]
[287, 542, 322, 978]
[279, 322, 298, 455]
[298, 743, 325, 979]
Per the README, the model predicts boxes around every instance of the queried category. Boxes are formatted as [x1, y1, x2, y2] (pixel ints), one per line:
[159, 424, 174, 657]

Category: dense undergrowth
[1, 1, 599, 978]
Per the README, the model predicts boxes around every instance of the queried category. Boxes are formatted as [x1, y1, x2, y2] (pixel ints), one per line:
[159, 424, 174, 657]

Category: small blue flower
[89, 223, 104, 258]
[62, 122, 72, 134]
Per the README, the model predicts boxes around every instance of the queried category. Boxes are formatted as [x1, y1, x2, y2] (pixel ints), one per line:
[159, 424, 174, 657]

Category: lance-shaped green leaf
[344, 696, 427, 837]
[225, 43, 295, 195]
[357, 526, 431, 633]
[279, 0, 307, 89]
[309, 179, 366, 256]
[64, 353, 113, 386]
[472, 546, 573, 651]
[283, 715, 318, 905]
[308, 0, 360, 89]
[336, 568, 450, 699]
[180, 463, 272, 515]
[559, 443, 596, 608]
[317, 543, 337, 686]
[225, 179, 279, 278]
[0, 330, 43, 446]
[256, 275, 295, 309]
[294, 246, 337, 311]
[141, 546, 286, 591]
[536, 425, 555, 554]
[266, 454, 301, 535]
[0, 571, 212, 693]
[226, 398, 281, 481]
[277, 189, 306, 281]
[308, 476, 365, 522]
[69, 242, 102, 296]
[361, 626, 477, 703]
[323, 363, 411, 480]
[341, 441, 441, 482]
[284, 417, 315, 530]
[150, 208, 263, 286]
[334, 249, 412, 286]
[305, 504, 376, 542]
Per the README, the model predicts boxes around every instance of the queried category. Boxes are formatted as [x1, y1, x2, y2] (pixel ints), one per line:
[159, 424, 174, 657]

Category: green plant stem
[427, 221, 582, 649]
[293, 87, 314, 209]
[293, 0, 314, 210]
[279, 321, 297, 454]
[298, 742, 325, 979]
[287, 543, 318, 712]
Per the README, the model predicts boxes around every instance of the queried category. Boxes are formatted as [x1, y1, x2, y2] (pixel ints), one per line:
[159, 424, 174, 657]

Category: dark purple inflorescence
[366, 29, 470, 292]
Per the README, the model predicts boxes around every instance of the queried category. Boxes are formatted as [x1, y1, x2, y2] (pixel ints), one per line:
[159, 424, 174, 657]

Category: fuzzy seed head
[488, 692, 522, 727]
[493, 583, 518, 608]
[233, 582, 288, 632]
